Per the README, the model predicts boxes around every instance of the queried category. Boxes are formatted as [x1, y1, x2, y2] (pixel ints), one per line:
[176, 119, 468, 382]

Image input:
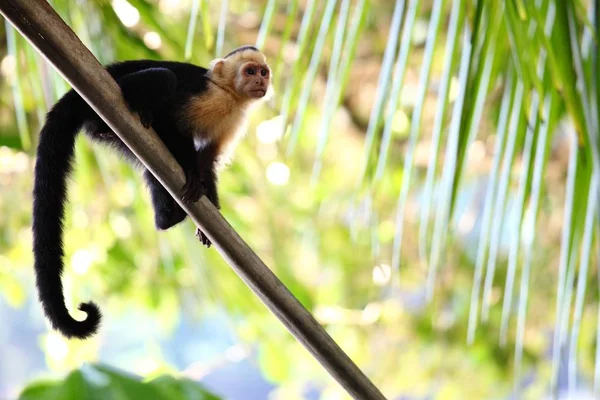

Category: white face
[237, 61, 271, 99]
[210, 49, 274, 101]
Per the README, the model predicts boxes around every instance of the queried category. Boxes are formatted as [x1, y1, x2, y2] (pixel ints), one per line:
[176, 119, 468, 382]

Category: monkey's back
[81, 60, 210, 157]
[105, 60, 209, 94]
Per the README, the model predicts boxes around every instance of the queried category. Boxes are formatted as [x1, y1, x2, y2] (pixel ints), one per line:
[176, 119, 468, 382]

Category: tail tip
[59, 301, 102, 340]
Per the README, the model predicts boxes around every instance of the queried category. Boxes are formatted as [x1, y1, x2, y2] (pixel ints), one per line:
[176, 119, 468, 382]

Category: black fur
[33, 60, 221, 339]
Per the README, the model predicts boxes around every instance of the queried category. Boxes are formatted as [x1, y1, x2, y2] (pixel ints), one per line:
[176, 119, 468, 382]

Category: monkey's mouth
[250, 89, 266, 98]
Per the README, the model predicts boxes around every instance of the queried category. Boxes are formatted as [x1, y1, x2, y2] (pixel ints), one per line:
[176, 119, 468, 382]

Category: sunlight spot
[110, 214, 132, 239]
[372, 263, 391, 286]
[159, 0, 181, 13]
[12, 152, 29, 173]
[266, 162, 290, 185]
[414, 139, 432, 167]
[72, 209, 90, 229]
[391, 110, 410, 137]
[434, 309, 455, 330]
[46, 333, 69, 361]
[18, 229, 32, 248]
[238, 12, 261, 29]
[0, 147, 29, 174]
[449, 76, 460, 102]
[71, 249, 93, 275]
[143, 32, 162, 50]
[489, 288, 501, 305]
[257, 143, 277, 161]
[225, 344, 248, 362]
[361, 303, 381, 324]
[111, 181, 135, 207]
[134, 357, 161, 375]
[0, 55, 16, 79]
[411, 18, 428, 46]
[314, 306, 342, 323]
[256, 115, 285, 144]
[458, 210, 476, 235]
[521, 208, 534, 246]
[91, 245, 107, 265]
[468, 140, 486, 165]
[378, 220, 396, 242]
[282, 43, 299, 63]
[112, 0, 140, 28]
[400, 83, 419, 108]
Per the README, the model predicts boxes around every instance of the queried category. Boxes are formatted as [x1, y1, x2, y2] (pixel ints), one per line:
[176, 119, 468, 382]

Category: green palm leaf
[4, 0, 600, 397]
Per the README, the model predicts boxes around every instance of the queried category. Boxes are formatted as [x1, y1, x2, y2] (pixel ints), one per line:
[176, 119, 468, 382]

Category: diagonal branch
[0, 1, 386, 399]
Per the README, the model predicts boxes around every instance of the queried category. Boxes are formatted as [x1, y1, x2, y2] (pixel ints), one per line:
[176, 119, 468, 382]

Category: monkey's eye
[246, 67, 256, 75]
[260, 69, 268, 77]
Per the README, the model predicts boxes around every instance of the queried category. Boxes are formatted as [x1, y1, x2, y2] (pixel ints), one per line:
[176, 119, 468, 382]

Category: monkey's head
[208, 46, 274, 102]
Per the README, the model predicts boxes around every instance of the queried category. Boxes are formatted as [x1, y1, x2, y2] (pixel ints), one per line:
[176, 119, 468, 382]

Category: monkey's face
[210, 49, 274, 101]
[236, 61, 271, 99]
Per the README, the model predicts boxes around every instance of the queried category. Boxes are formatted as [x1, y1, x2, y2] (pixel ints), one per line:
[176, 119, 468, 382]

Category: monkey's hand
[196, 228, 212, 248]
[181, 168, 204, 204]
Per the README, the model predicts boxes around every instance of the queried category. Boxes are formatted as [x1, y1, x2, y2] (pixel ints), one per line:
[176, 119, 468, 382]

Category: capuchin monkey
[32, 45, 273, 339]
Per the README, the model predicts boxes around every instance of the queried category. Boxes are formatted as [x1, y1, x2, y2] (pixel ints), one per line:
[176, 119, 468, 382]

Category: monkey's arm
[117, 67, 177, 128]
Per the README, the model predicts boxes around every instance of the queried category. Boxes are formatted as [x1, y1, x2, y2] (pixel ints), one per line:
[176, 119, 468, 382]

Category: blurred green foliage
[0, 0, 599, 399]
[19, 364, 220, 400]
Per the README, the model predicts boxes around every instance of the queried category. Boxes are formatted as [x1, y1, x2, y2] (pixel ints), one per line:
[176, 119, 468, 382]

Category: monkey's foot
[181, 170, 204, 203]
[98, 132, 117, 140]
[196, 228, 212, 248]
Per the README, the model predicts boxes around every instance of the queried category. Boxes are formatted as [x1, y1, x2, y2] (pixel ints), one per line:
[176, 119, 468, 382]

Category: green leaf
[18, 364, 221, 400]
[18, 380, 63, 400]
[147, 375, 221, 400]
[418, 0, 465, 268]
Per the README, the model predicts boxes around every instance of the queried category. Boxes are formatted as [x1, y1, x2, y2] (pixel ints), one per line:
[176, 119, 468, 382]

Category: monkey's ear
[209, 59, 225, 76]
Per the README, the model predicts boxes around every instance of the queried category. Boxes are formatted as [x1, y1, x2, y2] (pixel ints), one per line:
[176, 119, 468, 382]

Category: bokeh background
[0, 0, 599, 399]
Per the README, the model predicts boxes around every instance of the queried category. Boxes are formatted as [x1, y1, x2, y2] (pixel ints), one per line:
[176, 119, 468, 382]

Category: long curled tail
[32, 90, 101, 339]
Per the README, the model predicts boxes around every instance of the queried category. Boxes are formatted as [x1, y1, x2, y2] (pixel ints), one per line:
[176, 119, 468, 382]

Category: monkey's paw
[181, 171, 204, 203]
[196, 228, 212, 248]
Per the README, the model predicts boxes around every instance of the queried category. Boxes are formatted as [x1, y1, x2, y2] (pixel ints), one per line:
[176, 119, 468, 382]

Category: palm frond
[3, 0, 600, 397]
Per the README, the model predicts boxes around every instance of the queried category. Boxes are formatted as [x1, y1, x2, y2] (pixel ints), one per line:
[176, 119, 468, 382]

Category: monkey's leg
[160, 139, 218, 247]
[174, 140, 206, 205]
[143, 170, 187, 230]
[117, 68, 177, 128]
[192, 143, 221, 248]
[196, 142, 220, 208]
[180, 166, 205, 204]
